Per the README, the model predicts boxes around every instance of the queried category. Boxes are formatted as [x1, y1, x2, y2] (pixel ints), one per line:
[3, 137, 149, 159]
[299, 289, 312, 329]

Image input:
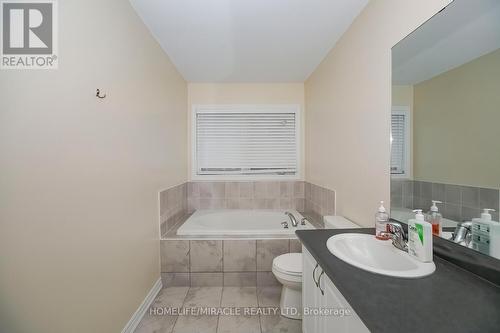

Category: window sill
[190, 174, 302, 182]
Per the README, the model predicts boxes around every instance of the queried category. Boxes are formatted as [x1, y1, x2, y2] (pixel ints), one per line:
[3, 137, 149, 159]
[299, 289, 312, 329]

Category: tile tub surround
[160, 183, 188, 236]
[134, 286, 301, 333]
[187, 181, 307, 211]
[160, 239, 303, 287]
[391, 179, 500, 222]
[188, 181, 335, 218]
[160, 181, 335, 235]
[304, 182, 336, 221]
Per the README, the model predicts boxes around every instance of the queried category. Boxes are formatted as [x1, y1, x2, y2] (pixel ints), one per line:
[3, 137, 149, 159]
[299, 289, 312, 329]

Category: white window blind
[391, 112, 406, 175]
[194, 106, 298, 176]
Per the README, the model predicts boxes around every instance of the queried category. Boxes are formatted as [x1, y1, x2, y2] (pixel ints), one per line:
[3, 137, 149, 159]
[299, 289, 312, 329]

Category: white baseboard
[121, 278, 162, 333]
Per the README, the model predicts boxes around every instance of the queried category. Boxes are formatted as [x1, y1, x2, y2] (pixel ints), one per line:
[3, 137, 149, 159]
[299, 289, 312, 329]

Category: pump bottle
[375, 201, 390, 240]
[471, 209, 500, 259]
[426, 200, 443, 236]
[408, 209, 433, 262]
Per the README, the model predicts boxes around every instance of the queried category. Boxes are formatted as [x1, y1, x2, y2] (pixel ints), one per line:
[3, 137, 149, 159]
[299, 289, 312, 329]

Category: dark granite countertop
[296, 228, 500, 333]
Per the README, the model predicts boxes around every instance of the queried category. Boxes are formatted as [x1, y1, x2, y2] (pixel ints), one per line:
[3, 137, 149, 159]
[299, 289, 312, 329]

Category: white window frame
[191, 104, 301, 181]
[391, 106, 411, 179]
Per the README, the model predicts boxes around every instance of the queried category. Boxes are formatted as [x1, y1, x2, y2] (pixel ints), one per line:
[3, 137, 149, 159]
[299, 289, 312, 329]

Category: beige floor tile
[134, 314, 177, 333]
[154, 287, 190, 308]
[256, 287, 281, 307]
[172, 315, 218, 333]
[221, 287, 258, 307]
[260, 314, 302, 333]
[217, 315, 261, 333]
[183, 287, 222, 308]
[135, 287, 190, 333]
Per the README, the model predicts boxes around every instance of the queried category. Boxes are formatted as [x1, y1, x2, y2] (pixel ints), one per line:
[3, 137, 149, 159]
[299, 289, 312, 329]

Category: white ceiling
[130, 0, 368, 82]
[392, 0, 500, 85]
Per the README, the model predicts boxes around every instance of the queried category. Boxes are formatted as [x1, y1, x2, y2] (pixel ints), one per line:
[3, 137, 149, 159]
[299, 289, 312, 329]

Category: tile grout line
[169, 287, 190, 333]
[188, 240, 192, 287]
[222, 240, 225, 285]
[216, 285, 224, 333]
[257, 285, 265, 333]
[255, 240, 258, 283]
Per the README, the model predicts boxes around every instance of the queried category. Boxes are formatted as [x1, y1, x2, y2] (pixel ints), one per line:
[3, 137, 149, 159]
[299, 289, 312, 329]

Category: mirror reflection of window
[390, 108, 410, 177]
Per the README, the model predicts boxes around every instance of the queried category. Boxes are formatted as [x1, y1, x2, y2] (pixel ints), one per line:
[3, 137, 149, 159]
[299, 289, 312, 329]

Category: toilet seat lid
[272, 253, 302, 275]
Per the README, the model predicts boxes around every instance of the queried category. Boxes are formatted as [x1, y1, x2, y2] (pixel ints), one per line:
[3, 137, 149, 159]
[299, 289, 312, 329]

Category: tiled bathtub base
[160, 239, 302, 287]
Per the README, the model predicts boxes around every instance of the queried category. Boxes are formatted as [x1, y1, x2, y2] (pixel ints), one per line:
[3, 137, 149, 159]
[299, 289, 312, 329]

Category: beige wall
[187, 83, 305, 179]
[0, 1, 187, 332]
[414, 48, 500, 188]
[392, 85, 414, 107]
[305, 0, 451, 226]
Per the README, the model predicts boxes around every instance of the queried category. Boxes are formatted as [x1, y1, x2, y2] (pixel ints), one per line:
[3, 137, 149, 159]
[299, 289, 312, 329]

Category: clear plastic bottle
[472, 209, 498, 257]
[426, 200, 443, 236]
[375, 201, 390, 240]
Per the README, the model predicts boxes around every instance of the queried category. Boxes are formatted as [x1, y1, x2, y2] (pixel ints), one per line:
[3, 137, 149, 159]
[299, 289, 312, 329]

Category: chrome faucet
[450, 221, 473, 246]
[284, 211, 298, 227]
[381, 222, 408, 252]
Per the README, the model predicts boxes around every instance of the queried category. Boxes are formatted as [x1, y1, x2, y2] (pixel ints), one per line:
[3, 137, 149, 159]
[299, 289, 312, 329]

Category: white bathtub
[176, 209, 314, 236]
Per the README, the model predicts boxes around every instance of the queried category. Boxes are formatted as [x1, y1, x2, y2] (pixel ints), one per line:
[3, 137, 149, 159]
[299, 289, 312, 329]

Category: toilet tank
[323, 216, 360, 229]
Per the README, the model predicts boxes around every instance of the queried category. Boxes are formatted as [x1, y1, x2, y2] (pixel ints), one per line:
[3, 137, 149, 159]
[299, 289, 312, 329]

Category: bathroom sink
[326, 233, 436, 278]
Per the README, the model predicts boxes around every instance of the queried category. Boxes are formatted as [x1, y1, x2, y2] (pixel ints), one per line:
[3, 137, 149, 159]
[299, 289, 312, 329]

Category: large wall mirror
[390, 0, 500, 260]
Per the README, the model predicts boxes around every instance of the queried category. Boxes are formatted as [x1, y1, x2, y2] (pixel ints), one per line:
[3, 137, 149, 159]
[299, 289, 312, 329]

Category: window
[192, 105, 300, 179]
[391, 107, 410, 177]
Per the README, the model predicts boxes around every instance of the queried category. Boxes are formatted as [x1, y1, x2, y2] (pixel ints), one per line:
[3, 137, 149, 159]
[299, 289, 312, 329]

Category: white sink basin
[326, 233, 436, 278]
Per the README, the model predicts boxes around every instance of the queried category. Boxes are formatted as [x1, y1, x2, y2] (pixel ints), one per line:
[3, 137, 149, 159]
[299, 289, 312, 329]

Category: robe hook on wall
[96, 89, 106, 99]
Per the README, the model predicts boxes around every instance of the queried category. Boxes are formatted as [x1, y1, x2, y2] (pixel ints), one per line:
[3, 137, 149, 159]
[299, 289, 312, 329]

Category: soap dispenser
[426, 200, 443, 236]
[375, 201, 390, 240]
[471, 209, 500, 259]
[408, 209, 433, 262]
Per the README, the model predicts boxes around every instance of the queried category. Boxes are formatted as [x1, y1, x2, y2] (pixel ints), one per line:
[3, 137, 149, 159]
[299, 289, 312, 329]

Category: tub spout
[284, 211, 298, 227]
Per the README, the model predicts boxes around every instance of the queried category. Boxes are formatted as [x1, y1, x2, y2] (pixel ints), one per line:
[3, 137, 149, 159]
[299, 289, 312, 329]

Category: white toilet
[272, 216, 360, 320]
[272, 252, 303, 320]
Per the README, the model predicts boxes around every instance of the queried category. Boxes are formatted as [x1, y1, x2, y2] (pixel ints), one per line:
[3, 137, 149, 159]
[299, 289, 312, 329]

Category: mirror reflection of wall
[390, 0, 500, 230]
